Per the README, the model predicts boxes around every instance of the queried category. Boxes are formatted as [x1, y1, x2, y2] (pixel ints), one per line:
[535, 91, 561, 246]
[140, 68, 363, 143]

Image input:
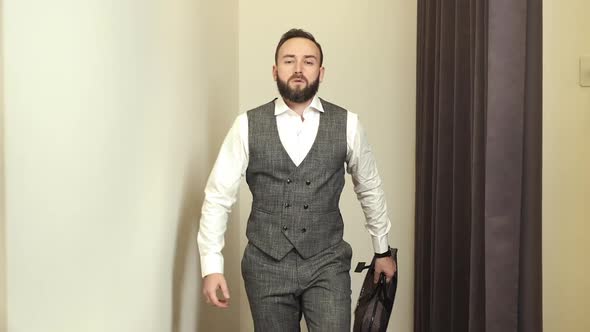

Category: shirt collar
[274, 95, 324, 116]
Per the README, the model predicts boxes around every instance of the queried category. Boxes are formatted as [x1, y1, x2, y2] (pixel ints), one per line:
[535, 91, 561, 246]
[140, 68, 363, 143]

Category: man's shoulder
[319, 98, 350, 119]
[319, 98, 348, 114]
[245, 99, 276, 116]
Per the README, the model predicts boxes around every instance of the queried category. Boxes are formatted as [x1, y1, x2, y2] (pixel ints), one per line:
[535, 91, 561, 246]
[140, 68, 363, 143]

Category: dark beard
[276, 75, 320, 103]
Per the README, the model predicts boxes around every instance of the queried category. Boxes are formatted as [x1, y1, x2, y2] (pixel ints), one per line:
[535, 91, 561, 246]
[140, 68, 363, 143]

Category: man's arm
[197, 114, 248, 307]
[346, 113, 397, 282]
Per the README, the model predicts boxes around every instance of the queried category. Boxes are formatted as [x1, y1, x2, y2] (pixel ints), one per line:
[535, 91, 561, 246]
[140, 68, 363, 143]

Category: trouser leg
[300, 241, 352, 332]
[242, 243, 302, 332]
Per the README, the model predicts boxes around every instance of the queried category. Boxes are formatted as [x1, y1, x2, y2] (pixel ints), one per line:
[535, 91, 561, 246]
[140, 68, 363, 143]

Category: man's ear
[272, 65, 278, 81]
[319, 66, 325, 82]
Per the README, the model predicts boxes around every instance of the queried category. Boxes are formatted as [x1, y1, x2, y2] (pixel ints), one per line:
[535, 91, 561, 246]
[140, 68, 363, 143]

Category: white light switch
[581, 56, 590, 87]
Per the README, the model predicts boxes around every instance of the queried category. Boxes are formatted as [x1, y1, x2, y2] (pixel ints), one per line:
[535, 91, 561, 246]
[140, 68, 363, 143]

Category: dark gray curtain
[414, 1, 542, 332]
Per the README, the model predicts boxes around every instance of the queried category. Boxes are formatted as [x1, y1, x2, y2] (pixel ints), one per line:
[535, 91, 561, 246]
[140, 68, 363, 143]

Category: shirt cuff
[371, 234, 390, 254]
[200, 253, 224, 278]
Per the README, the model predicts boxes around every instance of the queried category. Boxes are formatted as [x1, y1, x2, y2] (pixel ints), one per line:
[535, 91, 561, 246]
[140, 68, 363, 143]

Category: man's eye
[285, 60, 294, 64]
[305, 61, 314, 65]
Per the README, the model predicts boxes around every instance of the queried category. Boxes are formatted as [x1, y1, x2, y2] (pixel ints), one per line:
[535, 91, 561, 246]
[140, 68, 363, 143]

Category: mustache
[289, 75, 308, 83]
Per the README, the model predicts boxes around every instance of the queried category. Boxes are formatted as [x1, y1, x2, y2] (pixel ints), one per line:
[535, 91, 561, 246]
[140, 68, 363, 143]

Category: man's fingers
[373, 272, 381, 284]
[220, 280, 231, 300]
[202, 273, 230, 309]
[206, 288, 228, 308]
[373, 258, 398, 284]
[205, 288, 218, 306]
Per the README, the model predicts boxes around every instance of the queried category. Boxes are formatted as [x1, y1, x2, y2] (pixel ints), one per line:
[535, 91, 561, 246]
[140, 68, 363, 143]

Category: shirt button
[301, 228, 307, 233]
[283, 226, 288, 231]
[284, 203, 291, 208]
[287, 178, 292, 184]
[306, 180, 311, 185]
[303, 204, 309, 209]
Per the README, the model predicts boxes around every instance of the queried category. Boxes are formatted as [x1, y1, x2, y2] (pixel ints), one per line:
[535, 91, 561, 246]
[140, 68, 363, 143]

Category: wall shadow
[171, 155, 203, 332]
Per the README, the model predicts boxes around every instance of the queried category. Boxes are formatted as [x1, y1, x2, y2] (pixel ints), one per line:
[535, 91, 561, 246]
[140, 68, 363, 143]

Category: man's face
[273, 37, 325, 103]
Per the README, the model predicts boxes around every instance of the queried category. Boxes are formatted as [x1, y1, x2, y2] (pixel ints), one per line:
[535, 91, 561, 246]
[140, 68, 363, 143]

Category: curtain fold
[414, 1, 542, 331]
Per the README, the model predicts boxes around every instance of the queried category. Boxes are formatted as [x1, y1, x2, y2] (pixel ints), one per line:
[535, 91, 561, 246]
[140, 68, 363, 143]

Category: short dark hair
[275, 29, 323, 66]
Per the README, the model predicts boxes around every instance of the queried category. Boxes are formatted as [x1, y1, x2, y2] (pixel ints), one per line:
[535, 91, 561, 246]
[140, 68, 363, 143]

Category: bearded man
[197, 28, 396, 331]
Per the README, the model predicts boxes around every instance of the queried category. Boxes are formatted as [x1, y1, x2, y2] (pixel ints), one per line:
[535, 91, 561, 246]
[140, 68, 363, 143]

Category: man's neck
[283, 97, 313, 116]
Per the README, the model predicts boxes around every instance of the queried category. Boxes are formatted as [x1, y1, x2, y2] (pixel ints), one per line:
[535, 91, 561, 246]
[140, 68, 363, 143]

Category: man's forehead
[278, 38, 321, 57]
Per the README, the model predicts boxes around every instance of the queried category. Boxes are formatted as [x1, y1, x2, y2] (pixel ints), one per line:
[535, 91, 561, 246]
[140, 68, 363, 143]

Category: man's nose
[295, 61, 303, 74]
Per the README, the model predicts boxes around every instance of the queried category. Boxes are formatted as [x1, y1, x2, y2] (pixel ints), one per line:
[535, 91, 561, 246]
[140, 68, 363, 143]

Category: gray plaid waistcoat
[245, 98, 348, 261]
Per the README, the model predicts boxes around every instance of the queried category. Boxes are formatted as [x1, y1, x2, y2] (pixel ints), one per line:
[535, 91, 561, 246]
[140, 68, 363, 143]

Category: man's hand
[202, 273, 230, 308]
[373, 256, 397, 284]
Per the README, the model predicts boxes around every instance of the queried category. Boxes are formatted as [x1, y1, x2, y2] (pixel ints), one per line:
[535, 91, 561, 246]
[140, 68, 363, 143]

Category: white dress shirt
[197, 96, 392, 277]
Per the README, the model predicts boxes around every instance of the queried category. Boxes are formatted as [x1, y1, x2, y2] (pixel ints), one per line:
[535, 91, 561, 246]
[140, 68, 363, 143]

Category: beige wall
[237, 1, 417, 331]
[0, 0, 6, 329]
[196, 0, 241, 330]
[2, 0, 238, 331]
[543, 1, 590, 332]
